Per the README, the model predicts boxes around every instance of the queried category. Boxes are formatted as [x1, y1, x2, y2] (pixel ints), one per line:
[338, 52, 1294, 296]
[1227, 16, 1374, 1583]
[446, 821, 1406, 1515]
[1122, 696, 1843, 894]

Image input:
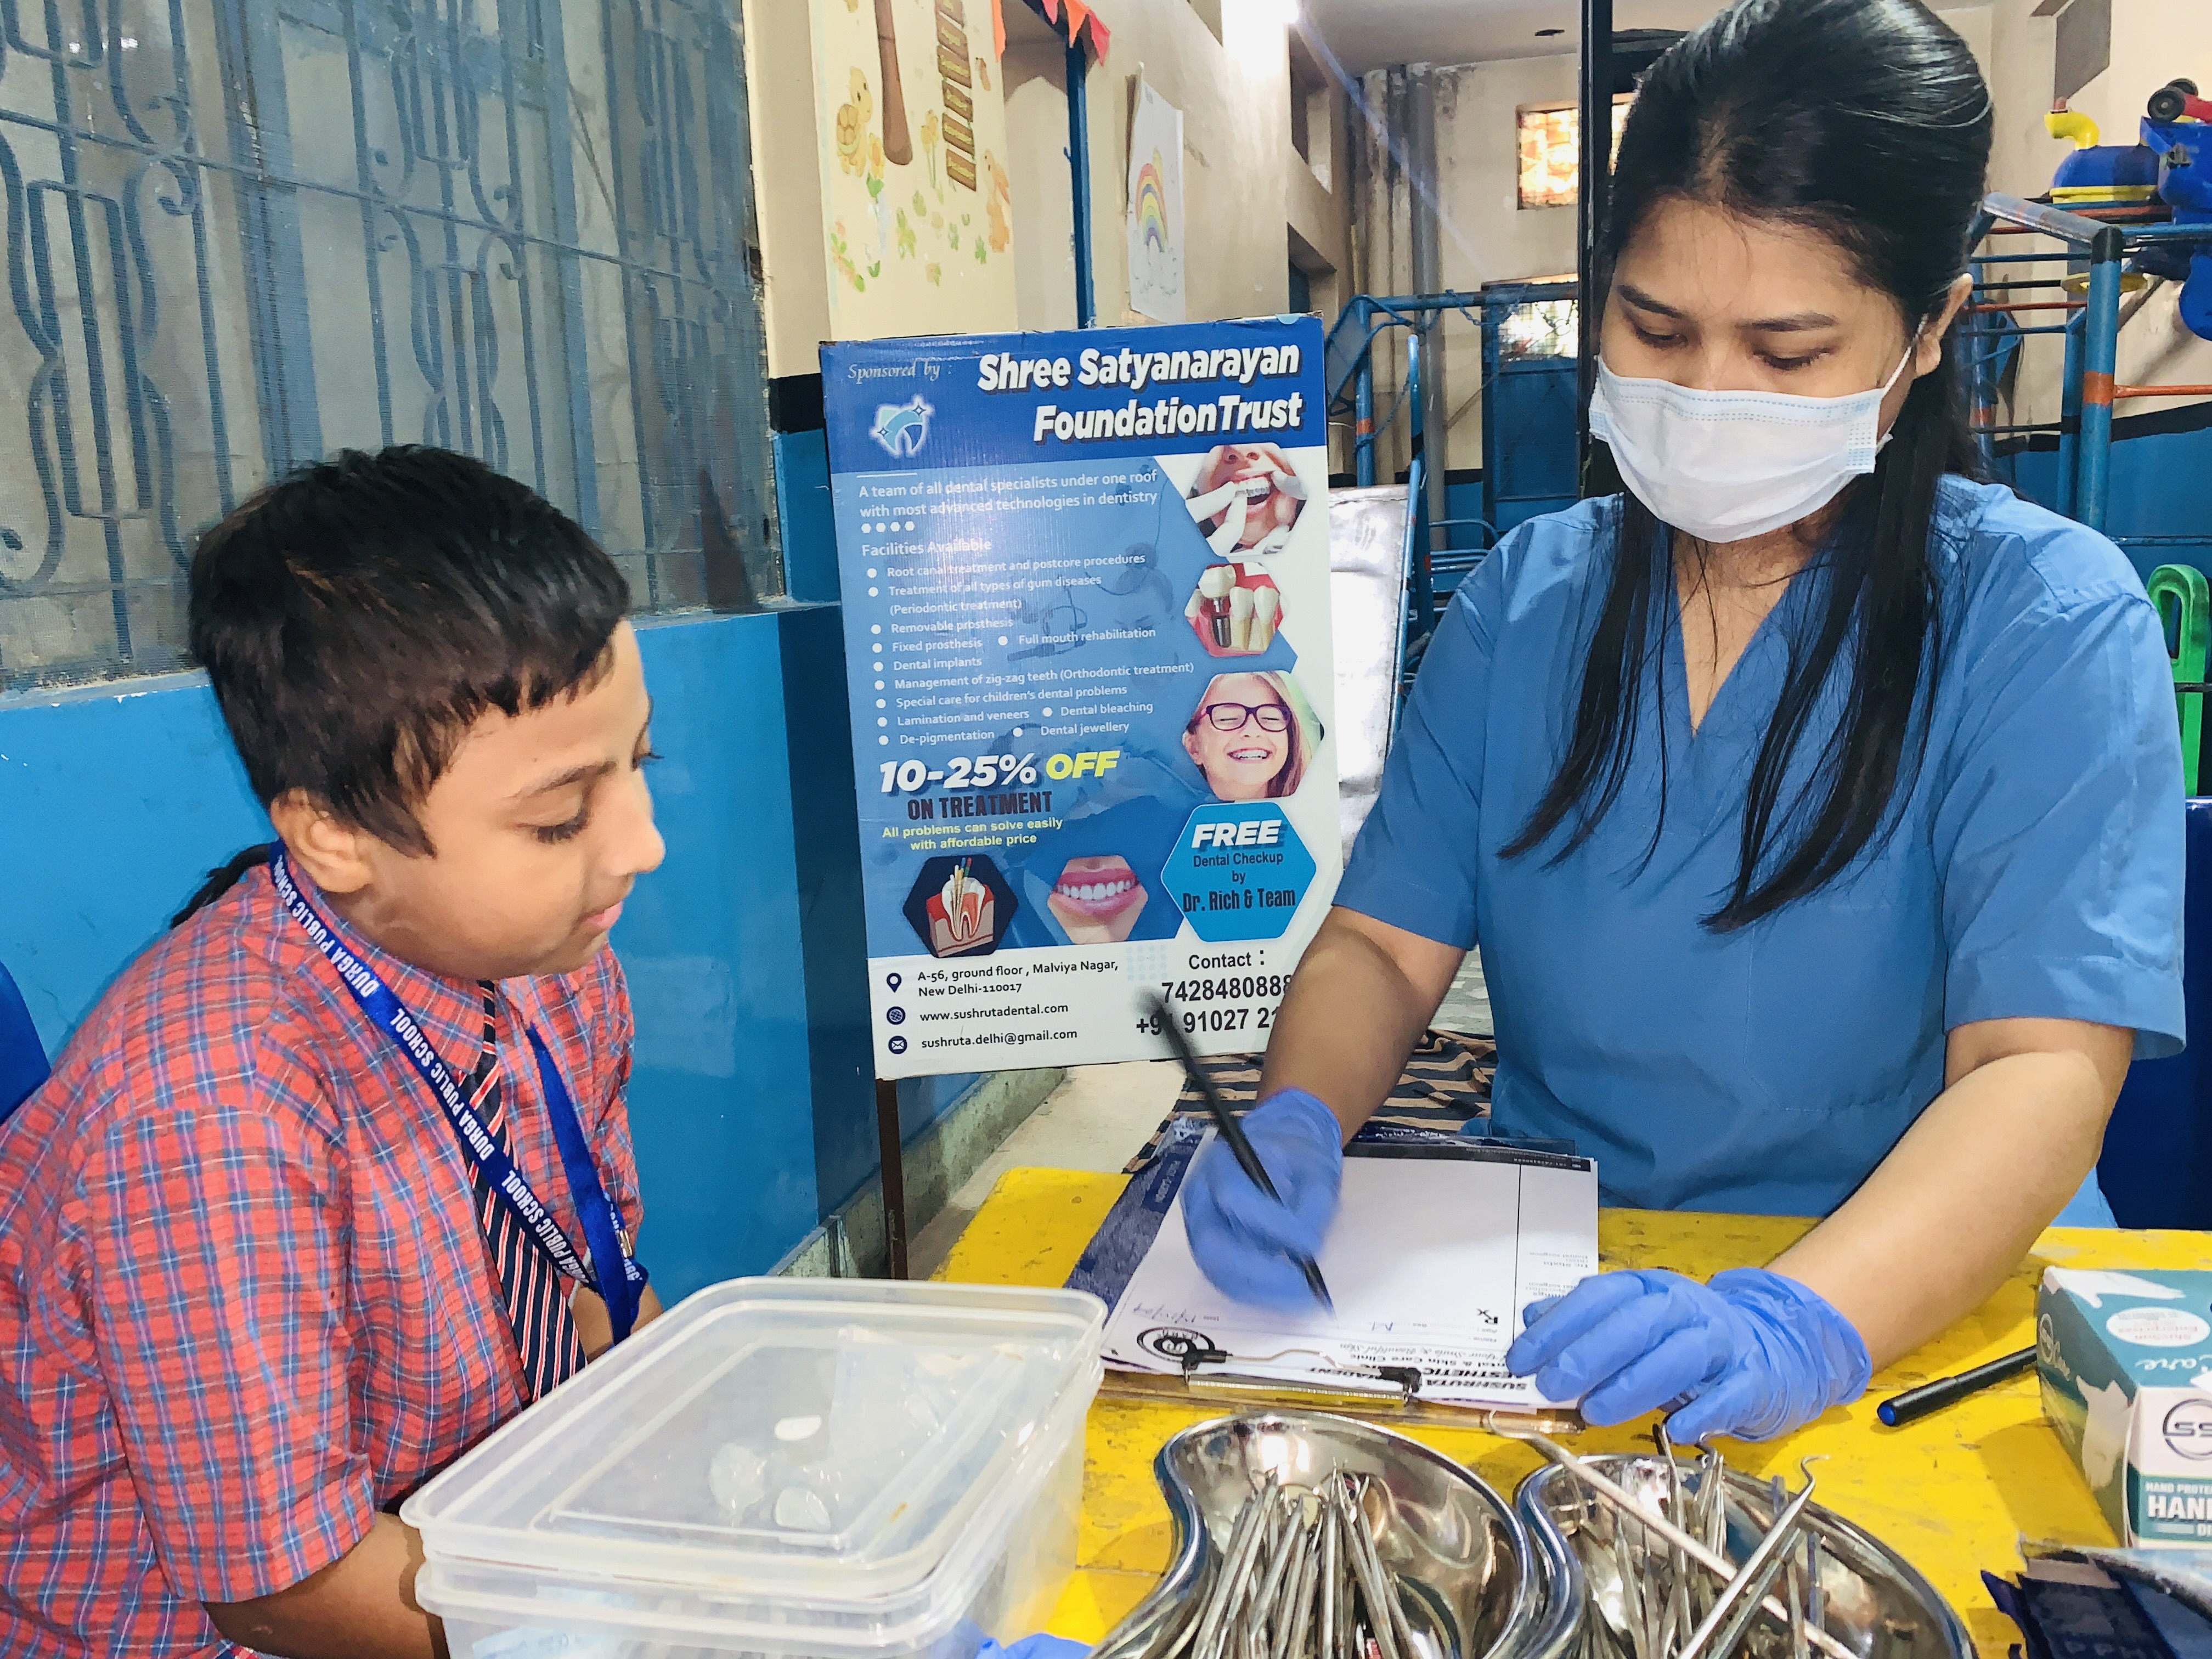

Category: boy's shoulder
[32, 867, 345, 1152]
[505, 933, 634, 1079]
[7, 861, 636, 1196]
[72, 871, 634, 1112]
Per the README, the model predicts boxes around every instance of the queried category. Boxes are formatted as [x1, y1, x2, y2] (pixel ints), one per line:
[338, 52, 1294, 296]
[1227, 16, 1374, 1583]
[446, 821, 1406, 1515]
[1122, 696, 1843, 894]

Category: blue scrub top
[1338, 479, 2185, 1215]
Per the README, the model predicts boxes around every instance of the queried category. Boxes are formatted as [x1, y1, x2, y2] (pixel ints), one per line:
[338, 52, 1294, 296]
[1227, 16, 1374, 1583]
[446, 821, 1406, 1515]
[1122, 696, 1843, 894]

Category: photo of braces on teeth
[1184, 670, 1322, 803]
[1183, 442, 1308, 558]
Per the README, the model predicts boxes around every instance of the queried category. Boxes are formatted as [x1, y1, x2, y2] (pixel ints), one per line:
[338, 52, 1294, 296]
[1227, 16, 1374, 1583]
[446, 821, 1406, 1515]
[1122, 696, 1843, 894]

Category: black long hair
[1502, 0, 1992, 929]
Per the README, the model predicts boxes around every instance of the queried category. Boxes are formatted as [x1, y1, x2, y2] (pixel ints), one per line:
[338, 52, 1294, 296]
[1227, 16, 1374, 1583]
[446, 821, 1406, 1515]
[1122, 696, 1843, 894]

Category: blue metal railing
[1325, 281, 1579, 651]
[1967, 192, 2210, 542]
[1323, 289, 1483, 488]
[1477, 279, 1579, 548]
[1403, 332, 1430, 635]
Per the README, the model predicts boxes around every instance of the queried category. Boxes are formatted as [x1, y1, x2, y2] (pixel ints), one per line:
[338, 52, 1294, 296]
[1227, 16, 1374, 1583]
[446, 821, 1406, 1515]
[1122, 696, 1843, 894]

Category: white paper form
[1098, 1142, 1599, 1409]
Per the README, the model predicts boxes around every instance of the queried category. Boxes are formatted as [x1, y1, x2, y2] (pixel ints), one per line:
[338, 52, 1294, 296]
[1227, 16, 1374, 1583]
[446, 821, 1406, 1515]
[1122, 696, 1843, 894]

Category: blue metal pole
[1355, 347, 1375, 487]
[1967, 255, 1995, 477]
[2076, 227, 2123, 533]
[2056, 309, 2083, 521]
[1481, 291, 1500, 541]
[1407, 334, 1433, 639]
[1066, 35, 1094, 328]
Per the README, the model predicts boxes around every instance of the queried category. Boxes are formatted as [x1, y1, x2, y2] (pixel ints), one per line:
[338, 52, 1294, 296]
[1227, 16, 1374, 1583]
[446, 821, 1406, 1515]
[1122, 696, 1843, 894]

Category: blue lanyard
[270, 849, 645, 1345]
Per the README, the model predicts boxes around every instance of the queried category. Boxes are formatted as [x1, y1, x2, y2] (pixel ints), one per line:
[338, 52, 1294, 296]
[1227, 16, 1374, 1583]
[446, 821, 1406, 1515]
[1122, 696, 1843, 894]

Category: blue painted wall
[776, 430, 840, 605]
[0, 608, 876, 1299]
[0, 673, 268, 1039]
[618, 612, 828, 1293]
[1997, 422, 2212, 578]
[775, 597, 882, 1217]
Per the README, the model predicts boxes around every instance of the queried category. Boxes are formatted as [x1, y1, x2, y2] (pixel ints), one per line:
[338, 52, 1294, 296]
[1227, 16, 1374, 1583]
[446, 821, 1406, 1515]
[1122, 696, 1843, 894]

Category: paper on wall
[1127, 79, 1184, 323]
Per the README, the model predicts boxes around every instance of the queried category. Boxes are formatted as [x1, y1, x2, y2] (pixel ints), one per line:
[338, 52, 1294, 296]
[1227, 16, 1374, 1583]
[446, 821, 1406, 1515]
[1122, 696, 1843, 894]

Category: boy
[0, 447, 667, 1657]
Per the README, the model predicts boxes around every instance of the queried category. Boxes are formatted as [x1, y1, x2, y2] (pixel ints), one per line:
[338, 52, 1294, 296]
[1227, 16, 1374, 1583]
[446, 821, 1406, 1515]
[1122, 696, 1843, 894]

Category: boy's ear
[269, 790, 377, 896]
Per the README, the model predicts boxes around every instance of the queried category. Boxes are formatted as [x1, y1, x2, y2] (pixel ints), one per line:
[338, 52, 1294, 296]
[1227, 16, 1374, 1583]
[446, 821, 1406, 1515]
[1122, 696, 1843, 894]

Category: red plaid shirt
[0, 864, 643, 1656]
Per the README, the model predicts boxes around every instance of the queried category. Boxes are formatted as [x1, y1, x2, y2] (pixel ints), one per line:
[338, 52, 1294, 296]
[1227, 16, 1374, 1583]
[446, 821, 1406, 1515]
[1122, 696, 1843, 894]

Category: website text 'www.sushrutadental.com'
[912, 1000, 1076, 1052]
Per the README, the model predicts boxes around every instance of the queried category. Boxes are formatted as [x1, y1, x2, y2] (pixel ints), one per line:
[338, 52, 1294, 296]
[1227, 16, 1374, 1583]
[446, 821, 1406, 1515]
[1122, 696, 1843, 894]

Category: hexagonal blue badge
[1160, 803, 1318, 943]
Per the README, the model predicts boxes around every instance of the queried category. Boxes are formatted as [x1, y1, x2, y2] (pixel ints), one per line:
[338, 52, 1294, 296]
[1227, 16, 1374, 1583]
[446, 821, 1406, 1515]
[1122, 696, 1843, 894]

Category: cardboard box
[2038, 1267, 2212, 1544]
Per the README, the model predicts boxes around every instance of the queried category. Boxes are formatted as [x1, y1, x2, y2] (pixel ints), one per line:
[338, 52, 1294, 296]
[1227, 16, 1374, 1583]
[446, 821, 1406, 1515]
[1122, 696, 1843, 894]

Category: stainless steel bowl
[1091, 1412, 1581, 1659]
[1516, 1457, 1974, 1659]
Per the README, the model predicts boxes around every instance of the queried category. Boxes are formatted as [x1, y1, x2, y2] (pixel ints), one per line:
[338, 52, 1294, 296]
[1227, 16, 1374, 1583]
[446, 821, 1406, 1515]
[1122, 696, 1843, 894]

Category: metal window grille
[1514, 95, 1632, 212]
[0, 0, 777, 691]
[1497, 298, 1577, 362]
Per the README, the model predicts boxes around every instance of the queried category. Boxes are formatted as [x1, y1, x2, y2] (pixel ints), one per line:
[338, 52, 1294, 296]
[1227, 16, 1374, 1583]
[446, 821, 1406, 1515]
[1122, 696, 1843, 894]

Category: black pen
[1875, 1345, 2038, 1426]
[1149, 991, 1335, 1315]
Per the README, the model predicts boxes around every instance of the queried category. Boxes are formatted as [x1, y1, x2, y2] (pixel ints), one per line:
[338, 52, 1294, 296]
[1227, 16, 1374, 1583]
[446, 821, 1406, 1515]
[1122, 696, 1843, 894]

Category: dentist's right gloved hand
[1182, 1088, 1344, 1309]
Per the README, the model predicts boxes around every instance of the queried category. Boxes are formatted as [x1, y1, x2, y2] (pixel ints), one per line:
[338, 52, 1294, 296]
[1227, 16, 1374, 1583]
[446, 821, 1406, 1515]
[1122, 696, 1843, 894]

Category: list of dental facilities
[859, 470, 1180, 771]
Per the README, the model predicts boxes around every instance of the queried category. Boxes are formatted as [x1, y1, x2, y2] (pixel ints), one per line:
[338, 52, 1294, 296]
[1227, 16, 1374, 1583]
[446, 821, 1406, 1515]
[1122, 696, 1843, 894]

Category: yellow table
[938, 1167, 2212, 1656]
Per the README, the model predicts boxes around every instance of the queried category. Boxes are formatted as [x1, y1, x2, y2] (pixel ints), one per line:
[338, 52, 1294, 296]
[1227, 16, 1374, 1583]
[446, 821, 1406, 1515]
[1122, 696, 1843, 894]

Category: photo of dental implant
[1186, 563, 1284, 658]
[1184, 442, 1308, 558]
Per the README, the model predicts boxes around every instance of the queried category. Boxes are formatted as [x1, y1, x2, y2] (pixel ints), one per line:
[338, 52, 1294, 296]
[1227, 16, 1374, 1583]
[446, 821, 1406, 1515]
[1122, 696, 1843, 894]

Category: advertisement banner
[822, 317, 1340, 1078]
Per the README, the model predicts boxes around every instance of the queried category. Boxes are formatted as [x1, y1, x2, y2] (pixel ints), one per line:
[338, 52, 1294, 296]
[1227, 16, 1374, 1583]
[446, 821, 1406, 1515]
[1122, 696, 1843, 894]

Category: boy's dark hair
[189, 446, 630, 856]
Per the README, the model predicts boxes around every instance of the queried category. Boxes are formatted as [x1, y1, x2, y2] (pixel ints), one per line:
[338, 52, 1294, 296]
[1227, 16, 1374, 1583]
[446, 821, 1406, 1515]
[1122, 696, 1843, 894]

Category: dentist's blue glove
[1505, 1267, 1871, 1442]
[1182, 1088, 1344, 1310]
[976, 1637, 1089, 1659]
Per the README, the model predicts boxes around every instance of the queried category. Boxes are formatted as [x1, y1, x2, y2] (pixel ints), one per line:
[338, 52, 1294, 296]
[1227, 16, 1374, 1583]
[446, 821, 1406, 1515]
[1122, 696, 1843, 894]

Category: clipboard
[1095, 1365, 1585, 1432]
[1069, 1116, 1600, 1423]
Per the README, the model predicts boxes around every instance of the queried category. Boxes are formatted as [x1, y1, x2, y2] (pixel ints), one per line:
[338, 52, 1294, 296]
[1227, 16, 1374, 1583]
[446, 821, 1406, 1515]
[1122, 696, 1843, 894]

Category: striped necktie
[464, 985, 585, 1403]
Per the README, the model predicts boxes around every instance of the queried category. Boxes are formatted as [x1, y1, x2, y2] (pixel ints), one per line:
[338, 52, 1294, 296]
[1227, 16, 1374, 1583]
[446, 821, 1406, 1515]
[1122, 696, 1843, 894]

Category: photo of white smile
[1047, 854, 1149, 943]
[1056, 874, 1136, 906]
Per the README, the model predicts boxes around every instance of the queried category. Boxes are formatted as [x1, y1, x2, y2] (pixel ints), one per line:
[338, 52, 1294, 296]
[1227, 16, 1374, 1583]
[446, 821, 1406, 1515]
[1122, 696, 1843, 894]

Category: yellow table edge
[936, 1164, 2212, 1654]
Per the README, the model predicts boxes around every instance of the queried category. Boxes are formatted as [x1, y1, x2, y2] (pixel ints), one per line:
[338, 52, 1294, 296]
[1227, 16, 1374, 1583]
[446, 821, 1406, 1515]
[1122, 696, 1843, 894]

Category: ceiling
[1300, 0, 1768, 75]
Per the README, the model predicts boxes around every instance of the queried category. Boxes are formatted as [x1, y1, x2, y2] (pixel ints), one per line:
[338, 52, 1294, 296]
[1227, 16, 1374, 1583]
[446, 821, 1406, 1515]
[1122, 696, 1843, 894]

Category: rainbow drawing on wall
[1134, 152, 1171, 254]
[1125, 79, 1183, 322]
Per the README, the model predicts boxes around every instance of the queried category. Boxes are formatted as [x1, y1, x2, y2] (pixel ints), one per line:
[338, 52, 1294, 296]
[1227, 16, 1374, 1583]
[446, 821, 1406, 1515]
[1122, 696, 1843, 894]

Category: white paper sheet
[1099, 1142, 1599, 1409]
[1126, 80, 1184, 323]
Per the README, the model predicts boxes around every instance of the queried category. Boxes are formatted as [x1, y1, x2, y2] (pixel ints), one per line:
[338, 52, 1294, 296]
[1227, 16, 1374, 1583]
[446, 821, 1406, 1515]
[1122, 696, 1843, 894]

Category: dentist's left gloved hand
[1504, 1267, 1871, 1442]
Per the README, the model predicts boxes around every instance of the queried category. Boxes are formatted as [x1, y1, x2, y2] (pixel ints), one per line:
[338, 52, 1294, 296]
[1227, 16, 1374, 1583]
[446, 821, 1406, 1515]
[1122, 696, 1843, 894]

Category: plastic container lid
[403, 1277, 1104, 1627]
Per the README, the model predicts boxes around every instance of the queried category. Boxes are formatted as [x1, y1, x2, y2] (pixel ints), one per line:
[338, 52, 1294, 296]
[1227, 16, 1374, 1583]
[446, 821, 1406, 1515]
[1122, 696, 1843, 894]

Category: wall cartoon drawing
[809, 0, 1015, 334]
[874, 0, 914, 166]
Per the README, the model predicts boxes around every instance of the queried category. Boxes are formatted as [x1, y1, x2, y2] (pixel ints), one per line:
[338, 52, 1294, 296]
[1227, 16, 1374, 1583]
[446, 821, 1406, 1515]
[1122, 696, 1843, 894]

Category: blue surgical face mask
[1588, 338, 1919, 543]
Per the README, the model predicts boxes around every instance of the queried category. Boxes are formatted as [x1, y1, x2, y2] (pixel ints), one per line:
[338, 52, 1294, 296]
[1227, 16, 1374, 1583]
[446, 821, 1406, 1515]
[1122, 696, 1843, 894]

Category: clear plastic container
[403, 1278, 1107, 1659]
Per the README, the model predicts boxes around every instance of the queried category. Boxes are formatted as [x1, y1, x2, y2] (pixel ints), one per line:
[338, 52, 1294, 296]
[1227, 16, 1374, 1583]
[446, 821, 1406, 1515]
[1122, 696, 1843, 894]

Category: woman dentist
[1182, 0, 2184, 1442]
